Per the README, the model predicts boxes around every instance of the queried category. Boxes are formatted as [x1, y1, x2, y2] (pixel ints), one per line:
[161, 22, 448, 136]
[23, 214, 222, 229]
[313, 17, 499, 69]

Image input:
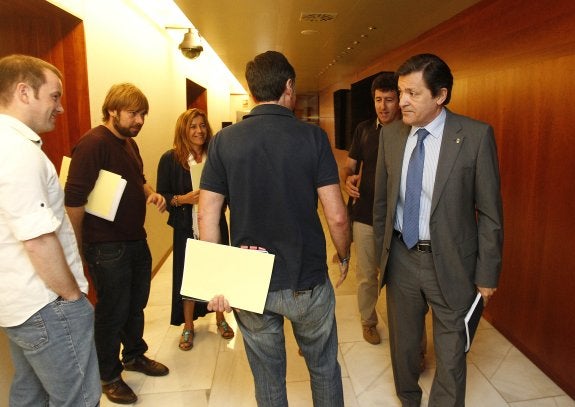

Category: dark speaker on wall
[333, 89, 351, 149]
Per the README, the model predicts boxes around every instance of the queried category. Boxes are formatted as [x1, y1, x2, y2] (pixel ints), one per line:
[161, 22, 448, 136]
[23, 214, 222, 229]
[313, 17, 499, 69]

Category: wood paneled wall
[320, 0, 575, 397]
[0, 0, 91, 168]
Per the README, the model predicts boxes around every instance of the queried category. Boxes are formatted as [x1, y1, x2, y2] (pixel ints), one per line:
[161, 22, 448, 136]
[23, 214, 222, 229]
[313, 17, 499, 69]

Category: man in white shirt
[0, 54, 100, 406]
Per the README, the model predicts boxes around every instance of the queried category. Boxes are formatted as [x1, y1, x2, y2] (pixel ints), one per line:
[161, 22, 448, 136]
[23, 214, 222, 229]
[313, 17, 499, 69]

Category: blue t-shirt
[201, 104, 339, 291]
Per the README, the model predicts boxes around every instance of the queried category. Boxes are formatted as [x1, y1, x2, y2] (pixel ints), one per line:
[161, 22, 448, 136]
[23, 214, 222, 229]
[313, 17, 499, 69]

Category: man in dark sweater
[65, 83, 168, 405]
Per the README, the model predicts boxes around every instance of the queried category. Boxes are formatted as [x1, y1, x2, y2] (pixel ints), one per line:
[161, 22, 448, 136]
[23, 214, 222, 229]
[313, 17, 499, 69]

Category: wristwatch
[338, 253, 350, 266]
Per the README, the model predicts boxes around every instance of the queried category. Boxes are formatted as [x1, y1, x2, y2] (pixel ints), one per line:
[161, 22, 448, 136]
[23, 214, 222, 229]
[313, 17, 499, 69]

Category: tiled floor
[100, 151, 574, 406]
[100, 245, 574, 406]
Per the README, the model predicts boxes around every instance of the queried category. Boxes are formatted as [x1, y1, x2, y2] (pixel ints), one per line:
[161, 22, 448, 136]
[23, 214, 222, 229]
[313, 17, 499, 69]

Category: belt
[393, 230, 432, 253]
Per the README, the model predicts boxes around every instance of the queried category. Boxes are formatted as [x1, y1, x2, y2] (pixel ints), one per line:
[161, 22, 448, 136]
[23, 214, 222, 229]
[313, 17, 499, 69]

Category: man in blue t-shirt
[200, 51, 351, 407]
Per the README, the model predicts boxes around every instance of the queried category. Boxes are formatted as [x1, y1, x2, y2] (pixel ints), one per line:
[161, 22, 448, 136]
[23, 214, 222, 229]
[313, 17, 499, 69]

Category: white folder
[60, 156, 127, 221]
[181, 239, 275, 314]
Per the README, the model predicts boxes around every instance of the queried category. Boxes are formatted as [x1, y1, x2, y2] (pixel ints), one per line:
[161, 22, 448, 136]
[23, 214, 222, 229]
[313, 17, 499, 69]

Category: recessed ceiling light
[301, 29, 319, 35]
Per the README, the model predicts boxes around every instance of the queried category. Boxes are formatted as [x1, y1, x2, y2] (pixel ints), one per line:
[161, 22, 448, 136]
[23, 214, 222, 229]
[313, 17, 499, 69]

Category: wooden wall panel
[0, 0, 91, 167]
[319, 0, 575, 397]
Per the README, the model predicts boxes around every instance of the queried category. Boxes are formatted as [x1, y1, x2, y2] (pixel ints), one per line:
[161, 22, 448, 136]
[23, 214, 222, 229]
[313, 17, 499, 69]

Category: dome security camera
[179, 29, 203, 60]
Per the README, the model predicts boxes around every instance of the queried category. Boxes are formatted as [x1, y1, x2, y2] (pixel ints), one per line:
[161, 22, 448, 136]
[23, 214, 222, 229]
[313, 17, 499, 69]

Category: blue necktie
[402, 128, 430, 249]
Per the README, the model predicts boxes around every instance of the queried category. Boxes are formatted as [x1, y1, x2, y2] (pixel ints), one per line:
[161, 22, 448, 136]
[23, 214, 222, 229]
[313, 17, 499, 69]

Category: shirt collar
[409, 107, 446, 139]
[245, 103, 296, 119]
[0, 113, 43, 147]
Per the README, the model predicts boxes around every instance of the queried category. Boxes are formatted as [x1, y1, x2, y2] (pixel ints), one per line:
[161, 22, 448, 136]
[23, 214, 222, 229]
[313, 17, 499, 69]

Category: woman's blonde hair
[173, 108, 212, 169]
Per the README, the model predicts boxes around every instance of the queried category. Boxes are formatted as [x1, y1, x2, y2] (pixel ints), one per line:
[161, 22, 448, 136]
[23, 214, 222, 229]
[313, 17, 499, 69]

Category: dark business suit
[373, 108, 503, 406]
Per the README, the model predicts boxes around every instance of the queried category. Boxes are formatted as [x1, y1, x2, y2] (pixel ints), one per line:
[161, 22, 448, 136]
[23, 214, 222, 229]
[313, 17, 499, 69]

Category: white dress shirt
[0, 114, 88, 327]
[395, 108, 446, 241]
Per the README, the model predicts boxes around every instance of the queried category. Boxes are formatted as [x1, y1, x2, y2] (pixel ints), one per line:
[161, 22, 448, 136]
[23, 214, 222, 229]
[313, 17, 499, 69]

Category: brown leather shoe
[362, 325, 381, 345]
[123, 355, 169, 376]
[102, 378, 137, 404]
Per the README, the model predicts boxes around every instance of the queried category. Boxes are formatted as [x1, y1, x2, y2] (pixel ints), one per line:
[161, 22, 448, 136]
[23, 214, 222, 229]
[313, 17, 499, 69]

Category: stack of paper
[85, 170, 127, 221]
[181, 239, 275, 314]
[60, 156, 127, 222]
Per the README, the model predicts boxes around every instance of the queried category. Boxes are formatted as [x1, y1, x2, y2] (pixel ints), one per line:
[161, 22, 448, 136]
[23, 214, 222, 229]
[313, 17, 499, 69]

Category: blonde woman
[157, 108, 234, 350]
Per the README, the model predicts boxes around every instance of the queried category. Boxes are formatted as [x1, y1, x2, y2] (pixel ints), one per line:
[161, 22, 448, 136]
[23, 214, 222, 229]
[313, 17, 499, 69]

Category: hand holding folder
[180, 239, 274, 314]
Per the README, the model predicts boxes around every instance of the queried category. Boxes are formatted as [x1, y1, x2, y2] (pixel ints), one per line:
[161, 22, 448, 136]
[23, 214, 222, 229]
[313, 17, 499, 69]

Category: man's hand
[207, 295, 232, 313]
[332, 253, 350, 288]
[477, 286, 497, 306]
[335, 261, 349, 288]
[147, 192, 166, 213]
[345, 174, 361, 199]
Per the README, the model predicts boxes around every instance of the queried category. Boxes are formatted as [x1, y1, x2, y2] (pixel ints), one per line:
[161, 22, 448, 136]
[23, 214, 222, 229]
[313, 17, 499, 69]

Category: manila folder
[181, 239, 274, 314]
[60, 156, 126, 222]
[85, 169, 127, 222]
[59, 156, 71, 189]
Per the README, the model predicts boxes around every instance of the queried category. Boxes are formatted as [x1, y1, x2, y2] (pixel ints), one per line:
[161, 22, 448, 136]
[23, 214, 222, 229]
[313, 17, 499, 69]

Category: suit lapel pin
[456, 138, 461, 144]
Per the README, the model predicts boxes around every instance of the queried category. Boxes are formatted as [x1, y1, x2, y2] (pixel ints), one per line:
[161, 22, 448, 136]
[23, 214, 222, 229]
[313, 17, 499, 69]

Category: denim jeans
[84, 240, 151, 382]
[234, 277, 343, 407]
[3, 296, 101, 406]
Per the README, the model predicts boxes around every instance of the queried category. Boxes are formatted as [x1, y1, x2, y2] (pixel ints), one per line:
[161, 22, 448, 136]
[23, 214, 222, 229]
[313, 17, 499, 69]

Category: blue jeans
[84, 240, 151, 382]
[3, 296, 101, 406]
[234, 277, 343, 407]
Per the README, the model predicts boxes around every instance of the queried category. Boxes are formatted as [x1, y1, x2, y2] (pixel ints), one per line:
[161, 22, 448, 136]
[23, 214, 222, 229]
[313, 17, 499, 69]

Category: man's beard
[113, 116, 142, 138]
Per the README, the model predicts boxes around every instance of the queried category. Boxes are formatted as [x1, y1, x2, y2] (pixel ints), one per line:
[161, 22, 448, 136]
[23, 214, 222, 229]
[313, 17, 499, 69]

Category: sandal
[216, 320, 235, 339]
[179, 328, 194, 351]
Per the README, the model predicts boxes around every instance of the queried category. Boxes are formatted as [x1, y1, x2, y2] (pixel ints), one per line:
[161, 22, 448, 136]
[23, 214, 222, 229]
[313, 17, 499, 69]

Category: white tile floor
[100, 149, 574, 406]
[100, 245, 574, 406]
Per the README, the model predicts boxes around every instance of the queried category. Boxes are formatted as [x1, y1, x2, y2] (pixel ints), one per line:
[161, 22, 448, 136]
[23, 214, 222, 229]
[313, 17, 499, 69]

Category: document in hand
[464, 292, 484, 352]
[181, 239, 275, 314]
[59, 156, 127, 222]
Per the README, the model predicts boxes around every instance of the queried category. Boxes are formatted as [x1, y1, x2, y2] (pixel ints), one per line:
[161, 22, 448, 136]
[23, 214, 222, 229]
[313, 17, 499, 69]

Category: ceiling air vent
[300, 12, 338, 22]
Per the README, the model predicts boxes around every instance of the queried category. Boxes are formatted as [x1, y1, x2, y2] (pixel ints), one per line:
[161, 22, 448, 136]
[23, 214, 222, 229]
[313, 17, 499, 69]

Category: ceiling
[174, 0, 483, 94]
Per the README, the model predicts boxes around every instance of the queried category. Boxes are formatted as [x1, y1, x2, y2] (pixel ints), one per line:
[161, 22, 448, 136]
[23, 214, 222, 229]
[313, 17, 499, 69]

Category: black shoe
[102, 378, 137, 404]
[123, 355, 169, 376]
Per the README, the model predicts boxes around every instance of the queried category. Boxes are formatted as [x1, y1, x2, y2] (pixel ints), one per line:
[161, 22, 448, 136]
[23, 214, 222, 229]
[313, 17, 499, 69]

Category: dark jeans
[84, 240, 151, 382]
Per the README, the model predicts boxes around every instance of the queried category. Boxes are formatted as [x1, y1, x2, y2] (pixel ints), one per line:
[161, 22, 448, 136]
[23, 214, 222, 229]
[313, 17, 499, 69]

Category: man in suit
[373, 53, 503, 406]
